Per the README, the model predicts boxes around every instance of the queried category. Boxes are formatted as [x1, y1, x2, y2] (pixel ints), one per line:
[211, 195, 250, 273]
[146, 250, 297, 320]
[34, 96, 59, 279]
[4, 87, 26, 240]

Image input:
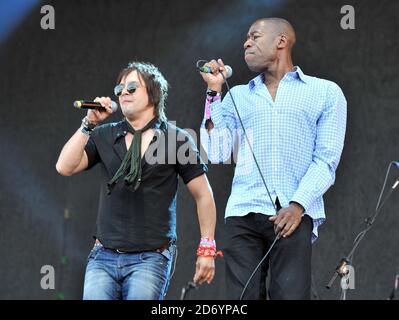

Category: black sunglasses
[114, 81, 142, 97]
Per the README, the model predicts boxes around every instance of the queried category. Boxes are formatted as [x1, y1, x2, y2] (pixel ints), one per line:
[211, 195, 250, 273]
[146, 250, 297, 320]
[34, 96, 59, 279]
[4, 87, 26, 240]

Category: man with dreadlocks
[56, 62, 217, 300]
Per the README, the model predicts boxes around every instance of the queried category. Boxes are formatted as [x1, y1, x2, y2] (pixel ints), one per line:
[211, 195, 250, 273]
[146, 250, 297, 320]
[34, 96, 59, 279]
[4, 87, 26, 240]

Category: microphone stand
[326, 162, 399, 300]
[180, 281, 198, 300]
[387, 267, 399, 300]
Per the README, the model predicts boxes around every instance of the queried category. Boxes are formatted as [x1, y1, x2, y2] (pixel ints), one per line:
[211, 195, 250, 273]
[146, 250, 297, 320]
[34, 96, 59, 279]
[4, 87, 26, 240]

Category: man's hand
[269, 202, 304, 238]
[199, 58, 227, 92]
[86, 96, 114, 125]
[193, 256, 215, 285]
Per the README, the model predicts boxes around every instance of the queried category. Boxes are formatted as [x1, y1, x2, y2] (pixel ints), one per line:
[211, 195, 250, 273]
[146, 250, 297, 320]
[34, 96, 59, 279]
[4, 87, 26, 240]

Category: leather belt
[94, 239, 169, 254]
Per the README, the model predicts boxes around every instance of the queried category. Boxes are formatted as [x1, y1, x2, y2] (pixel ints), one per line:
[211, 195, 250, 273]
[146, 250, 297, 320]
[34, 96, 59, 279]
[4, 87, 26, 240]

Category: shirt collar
[248, 65, 308, 90]
[113, 118, 167, 143]
[289, 66, 308, 83]
[249, 73, 264, 90]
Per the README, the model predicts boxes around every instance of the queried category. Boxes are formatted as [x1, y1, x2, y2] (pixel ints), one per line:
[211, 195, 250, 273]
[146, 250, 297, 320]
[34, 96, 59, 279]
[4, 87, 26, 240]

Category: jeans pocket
[159, 244, 177, 261]
[87, 245, 102, 261]
[141, 251, 168, 267]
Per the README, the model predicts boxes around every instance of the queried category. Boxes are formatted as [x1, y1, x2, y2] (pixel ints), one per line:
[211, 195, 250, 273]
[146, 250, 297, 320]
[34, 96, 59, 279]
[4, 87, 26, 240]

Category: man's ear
[277, 34, 288, 49]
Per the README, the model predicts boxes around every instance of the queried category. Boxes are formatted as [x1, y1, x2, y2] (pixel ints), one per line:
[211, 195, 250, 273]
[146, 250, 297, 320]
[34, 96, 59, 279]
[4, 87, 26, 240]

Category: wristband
[196, 237, 223, 258]
[206, 88, 222, 97]
[205, 93, 221, 120]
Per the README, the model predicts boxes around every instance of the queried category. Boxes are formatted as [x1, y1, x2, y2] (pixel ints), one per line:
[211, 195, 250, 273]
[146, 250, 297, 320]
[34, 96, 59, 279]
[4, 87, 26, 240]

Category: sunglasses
[114, 81, 143, 97]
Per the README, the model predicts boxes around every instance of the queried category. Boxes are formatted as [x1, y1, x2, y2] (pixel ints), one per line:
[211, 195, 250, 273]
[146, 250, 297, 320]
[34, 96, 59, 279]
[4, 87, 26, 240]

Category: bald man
[199, 18, 347, 299]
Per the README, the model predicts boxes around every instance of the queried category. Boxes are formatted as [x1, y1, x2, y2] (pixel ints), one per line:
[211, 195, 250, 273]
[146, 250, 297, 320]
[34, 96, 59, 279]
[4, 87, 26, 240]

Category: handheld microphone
[198, 65, 233, 78]
[73, 100, 118, 113]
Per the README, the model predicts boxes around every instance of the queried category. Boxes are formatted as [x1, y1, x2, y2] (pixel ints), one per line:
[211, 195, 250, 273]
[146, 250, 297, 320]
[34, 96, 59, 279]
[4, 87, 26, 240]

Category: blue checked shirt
[200, 67, 347, 242]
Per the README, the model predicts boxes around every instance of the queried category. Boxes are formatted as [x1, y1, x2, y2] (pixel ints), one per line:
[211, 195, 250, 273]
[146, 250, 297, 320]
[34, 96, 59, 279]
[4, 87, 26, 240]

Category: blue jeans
[83, 243, 176, 300]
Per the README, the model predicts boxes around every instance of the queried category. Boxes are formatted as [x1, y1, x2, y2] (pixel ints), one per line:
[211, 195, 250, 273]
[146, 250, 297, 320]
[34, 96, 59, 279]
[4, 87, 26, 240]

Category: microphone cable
[197, 60, 281, 300]
[239, 233, 280, 300]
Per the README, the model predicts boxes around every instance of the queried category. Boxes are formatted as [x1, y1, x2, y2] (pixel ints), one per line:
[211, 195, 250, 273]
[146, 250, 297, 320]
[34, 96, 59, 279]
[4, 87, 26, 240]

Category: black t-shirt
[84, 119, 207, 252]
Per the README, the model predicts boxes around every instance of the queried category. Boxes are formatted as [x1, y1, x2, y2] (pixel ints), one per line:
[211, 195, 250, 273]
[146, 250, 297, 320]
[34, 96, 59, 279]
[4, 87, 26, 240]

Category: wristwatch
[81, 116, 97, 135]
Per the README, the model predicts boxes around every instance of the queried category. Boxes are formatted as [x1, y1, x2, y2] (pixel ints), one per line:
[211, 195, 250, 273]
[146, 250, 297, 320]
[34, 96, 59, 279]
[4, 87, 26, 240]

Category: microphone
[198, 65, 233, 78]
[74, 100, 118, 113]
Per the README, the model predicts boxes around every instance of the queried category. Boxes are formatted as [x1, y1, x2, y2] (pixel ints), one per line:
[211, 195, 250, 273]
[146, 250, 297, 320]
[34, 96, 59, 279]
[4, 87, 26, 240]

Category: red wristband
[196, 237, 223, 258]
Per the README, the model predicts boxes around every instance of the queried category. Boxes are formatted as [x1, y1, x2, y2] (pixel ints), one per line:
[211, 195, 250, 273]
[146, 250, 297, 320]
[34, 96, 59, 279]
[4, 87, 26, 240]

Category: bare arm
[187, 174, 216, 239]
[186, 174, 217, 284]
[55, 129, 90, 176]
[55, 97, 114, 176]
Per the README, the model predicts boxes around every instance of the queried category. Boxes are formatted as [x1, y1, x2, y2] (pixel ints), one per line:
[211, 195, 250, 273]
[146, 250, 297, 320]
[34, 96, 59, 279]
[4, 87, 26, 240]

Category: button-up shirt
[85, 119, 207, 251]
[200, 67, 347, 241]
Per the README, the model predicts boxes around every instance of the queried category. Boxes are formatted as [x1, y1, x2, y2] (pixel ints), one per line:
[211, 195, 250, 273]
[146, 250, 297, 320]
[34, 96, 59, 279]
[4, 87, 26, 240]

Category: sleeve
[84, 133, 101, 170]
[290, 82, 347, 212]
[176, 130, 208, 184]
[200, 91, 238, 163]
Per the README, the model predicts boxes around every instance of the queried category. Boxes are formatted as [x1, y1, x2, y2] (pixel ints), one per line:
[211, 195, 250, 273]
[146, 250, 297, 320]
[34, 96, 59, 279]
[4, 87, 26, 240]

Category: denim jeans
[83, 243, 176, 300]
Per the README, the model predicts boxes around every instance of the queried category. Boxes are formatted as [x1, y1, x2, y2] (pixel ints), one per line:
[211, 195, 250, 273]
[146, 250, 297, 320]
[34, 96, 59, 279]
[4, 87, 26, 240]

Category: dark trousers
[224, 204, 313, 300]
